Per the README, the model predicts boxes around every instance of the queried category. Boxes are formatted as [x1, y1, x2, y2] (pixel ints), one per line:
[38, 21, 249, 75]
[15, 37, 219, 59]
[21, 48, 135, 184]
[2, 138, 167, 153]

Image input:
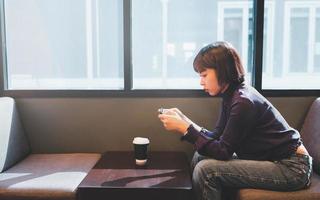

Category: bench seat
[237, 173, 320, 200]
[0, 97, 100, 200]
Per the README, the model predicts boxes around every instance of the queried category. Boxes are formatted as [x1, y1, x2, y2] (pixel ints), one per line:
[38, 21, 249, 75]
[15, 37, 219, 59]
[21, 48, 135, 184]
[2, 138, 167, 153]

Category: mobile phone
[158, 108, 164, 114]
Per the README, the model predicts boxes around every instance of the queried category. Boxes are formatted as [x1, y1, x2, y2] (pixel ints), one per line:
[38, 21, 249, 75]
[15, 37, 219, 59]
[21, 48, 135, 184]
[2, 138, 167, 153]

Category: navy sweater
[182, 83, 301, 161]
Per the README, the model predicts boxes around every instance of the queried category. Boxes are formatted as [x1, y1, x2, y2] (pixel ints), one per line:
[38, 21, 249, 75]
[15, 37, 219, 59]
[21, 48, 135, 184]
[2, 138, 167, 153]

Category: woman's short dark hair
[193, 41, 245, 86]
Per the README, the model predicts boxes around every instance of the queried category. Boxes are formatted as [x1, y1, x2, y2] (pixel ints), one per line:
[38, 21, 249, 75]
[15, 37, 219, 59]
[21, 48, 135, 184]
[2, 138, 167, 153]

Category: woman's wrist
[183, 118, 201, 132]
[179, 122, 191, 135]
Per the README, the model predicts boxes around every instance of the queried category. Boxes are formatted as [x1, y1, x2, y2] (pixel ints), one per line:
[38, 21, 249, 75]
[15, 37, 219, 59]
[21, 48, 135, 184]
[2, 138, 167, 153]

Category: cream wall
[15, 97, 316, 157]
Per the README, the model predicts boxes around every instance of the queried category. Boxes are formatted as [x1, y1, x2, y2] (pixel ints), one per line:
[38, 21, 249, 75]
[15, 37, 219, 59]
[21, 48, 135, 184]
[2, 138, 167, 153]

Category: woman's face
[199, 68, 226, 96]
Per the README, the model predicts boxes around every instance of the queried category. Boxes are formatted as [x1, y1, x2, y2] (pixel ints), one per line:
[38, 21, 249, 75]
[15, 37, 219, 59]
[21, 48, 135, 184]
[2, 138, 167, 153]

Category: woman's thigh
[192, 152, 310, 191]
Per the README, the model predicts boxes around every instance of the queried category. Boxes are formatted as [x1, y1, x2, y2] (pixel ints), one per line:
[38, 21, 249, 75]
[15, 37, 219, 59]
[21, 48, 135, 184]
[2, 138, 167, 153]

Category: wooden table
[77, 151, 193, 200]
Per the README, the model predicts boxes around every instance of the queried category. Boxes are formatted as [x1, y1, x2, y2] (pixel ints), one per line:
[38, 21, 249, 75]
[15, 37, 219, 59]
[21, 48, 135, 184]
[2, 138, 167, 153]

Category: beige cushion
[236, 173, 320, 200]
[0, 153, 100, 200]
[0, 97, 30, 172]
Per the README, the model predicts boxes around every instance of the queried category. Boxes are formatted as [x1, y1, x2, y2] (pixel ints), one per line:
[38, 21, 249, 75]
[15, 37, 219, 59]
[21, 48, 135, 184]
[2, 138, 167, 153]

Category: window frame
[218, 1, 251, 71]
[0, 0, 319, 98]
[283, 1, 320, 75]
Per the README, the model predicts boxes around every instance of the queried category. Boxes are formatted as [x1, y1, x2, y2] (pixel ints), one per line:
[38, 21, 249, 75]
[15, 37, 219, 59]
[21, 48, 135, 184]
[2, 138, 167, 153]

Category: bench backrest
[301, 97, 320, 175]
[0, 97, 30, 172]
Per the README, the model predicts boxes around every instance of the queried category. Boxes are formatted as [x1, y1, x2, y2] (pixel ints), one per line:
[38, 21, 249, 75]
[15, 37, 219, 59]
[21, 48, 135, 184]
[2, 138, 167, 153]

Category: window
[218, 1, 253, 84]
[218, 1, 274, 86]
[132, 0, 253, 89]
[262, 0, 320, 89]
[1, 0, 320, 96]
[4, 0, 123, 90]
[316, 8, 320, 72]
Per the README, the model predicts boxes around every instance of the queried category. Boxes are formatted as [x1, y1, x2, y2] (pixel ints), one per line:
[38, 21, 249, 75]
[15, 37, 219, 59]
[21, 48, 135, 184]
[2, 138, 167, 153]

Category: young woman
[158, 41, 312, 200]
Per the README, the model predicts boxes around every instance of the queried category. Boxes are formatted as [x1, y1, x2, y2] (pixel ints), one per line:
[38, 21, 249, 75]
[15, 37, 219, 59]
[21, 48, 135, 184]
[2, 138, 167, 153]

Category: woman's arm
[183, 100, 255, 160]
[158, 105, 227, 139]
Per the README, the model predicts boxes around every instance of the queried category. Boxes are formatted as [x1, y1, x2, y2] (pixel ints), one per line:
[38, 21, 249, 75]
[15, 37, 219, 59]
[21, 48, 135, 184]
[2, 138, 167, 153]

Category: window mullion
[252, 0, 264, 92]
[123, 0, 132, 91]
[0, 0, 7, 92]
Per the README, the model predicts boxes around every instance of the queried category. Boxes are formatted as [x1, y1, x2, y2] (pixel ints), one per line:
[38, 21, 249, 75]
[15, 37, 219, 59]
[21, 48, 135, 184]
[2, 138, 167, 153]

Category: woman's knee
[193, 159, 217, 183]
[192, 160, 213, 197]
[191, 151, 214, 166]
[191, 152, 207, 170]
[192, 159, 223, 200]
[192, 158, 232, 185]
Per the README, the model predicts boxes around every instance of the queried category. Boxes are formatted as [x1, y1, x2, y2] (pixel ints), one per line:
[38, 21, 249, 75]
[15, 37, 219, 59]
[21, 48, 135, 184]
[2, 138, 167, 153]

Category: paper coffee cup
[133, 137, 150, 166]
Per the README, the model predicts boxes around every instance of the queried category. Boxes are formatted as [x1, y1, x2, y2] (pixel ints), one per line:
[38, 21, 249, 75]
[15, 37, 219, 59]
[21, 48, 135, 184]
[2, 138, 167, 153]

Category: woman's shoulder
[233, 83, 271, 107]
[232, 84, 253, 100]
[232, 84, 266, 106]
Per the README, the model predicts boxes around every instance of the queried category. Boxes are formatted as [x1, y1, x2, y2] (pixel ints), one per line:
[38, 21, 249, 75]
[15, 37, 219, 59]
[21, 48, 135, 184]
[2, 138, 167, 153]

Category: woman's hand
[161, 108, 187, 119]
[158, 108, 202, 134]
[158, 108, 191, 135]
[158, 114, 190, 135]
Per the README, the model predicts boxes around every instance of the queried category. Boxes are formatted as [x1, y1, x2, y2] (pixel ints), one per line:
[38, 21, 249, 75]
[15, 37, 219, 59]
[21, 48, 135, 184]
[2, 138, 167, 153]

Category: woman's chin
[208, 91, 218, 96]
[204, 89, 218, 96]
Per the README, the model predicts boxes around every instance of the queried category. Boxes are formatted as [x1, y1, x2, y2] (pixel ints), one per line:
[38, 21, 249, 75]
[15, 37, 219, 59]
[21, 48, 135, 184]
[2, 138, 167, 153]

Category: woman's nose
[200, 78, 204, 86]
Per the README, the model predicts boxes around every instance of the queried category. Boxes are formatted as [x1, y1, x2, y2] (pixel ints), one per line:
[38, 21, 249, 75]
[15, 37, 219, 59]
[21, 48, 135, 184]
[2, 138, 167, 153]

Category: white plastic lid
[135, 159, 147, 166]
[133, 137, 150, 144]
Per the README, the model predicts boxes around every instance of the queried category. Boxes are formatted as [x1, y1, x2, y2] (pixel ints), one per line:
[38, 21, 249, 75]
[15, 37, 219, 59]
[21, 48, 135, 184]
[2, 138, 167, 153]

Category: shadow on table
[101, 170, 187, 188]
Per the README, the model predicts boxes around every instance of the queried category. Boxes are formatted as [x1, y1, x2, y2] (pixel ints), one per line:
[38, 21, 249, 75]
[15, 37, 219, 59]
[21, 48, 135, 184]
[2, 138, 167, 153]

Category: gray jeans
[191, 152, 313, 200]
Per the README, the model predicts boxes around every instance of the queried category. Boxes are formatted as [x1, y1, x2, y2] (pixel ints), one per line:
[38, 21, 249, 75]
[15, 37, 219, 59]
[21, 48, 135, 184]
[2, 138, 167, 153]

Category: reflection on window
[263, 0, 320, 89]
[6, 0, 317, 91]
[5, 0, 123, 90]
[132, 0, 253, 89]
[315, 8, 320, 72]
[218, 1, 273, 86]
[290, 8, 308, 72]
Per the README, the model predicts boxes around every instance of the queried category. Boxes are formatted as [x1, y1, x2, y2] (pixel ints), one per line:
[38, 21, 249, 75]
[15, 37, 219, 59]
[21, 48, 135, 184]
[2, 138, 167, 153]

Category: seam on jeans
[278, 159, 311, 182]
[203, 180, 209, 200]
[206, 171, 288, 186]
[202, 172, 286, 200]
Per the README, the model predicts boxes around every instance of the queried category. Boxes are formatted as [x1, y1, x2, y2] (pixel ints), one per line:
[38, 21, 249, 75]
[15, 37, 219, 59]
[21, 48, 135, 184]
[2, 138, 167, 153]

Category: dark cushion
[301, 98, 320, 175]
[237, 173, 320, 200]
[0, 97, 30, 172]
